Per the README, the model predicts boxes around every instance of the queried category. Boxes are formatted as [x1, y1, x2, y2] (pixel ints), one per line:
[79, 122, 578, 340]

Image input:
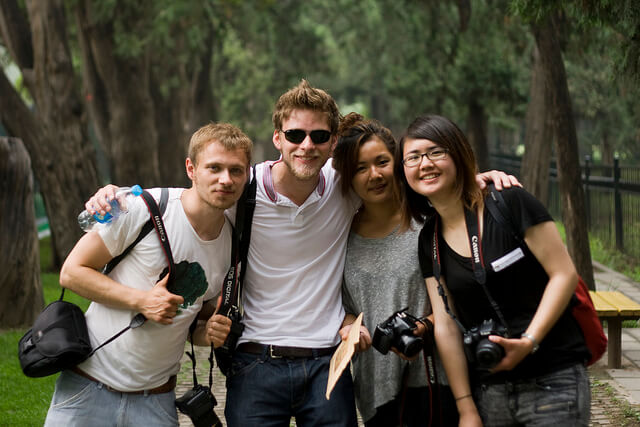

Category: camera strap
[87, 189, 175, 358]
[431, 207, 512, 337]
[185, 324, 214, 389]
[218, 165, 257, 318]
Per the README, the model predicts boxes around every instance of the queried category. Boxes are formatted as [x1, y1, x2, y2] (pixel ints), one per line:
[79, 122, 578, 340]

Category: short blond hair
[272, 79, 341, 134]
[188, 123, 252, 167]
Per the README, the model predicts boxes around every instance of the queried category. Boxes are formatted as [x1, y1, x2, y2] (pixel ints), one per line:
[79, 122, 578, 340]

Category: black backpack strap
[484, 184, 523, 243]
[103, 188, 169, 274]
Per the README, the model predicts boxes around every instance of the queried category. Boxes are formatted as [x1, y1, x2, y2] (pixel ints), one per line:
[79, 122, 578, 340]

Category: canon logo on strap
[471, 235, 480, 264]
[154, 215, 166, 242]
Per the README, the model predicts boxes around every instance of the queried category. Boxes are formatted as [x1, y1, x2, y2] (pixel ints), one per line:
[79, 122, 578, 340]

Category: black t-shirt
[418, 187, 589, 383]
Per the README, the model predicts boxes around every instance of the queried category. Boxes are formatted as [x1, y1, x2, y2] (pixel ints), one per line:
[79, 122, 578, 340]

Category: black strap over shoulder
[218, 166, 257, 316]
[484, 184, 522, 243]
[86, 188, 174, 357]
[103, 188, 169, 275]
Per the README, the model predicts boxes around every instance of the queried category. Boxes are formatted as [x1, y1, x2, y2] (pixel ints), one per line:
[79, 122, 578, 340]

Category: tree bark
[0, 0, 100, 266]
[467, 99, 489, 172]
[0, 137, 43, 327]
[76, 0, 160, 187]
[521, 44, 552, 206]
[532, 15, 596, 289]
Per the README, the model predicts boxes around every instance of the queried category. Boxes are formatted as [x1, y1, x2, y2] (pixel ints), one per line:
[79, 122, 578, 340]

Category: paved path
[177, 260, 640, 426]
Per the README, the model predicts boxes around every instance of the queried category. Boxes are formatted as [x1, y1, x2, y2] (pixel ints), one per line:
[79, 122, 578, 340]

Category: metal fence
[489, 153, 640, 259]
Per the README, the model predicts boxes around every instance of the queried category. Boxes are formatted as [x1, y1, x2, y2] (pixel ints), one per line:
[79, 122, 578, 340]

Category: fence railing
[489, 153, 640, 259]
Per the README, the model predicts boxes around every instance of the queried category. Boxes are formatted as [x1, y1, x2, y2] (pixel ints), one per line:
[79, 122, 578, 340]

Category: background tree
[0, 137, 42, 327]
[0, 0, 100, 267]
[1, 0, 639, 313]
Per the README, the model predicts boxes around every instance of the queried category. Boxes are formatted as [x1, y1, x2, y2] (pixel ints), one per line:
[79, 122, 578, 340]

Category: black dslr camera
[221, 308, 244, 353]
[372, 308, 424, 358]
[214, 307, 244, 375]
[463, 319, 507, 369]
[175, 384, 222, 427]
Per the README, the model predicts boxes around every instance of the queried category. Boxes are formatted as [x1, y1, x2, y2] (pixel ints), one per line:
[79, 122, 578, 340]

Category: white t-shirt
[236, 160, 360, 348]
[78, 188, 231, 391]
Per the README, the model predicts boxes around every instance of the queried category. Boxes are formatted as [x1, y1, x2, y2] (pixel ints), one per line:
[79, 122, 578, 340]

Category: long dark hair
[396, 114, 483, 228]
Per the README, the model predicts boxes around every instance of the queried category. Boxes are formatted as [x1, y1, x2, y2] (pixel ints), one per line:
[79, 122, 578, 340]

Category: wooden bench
[589, 290, 640, 368]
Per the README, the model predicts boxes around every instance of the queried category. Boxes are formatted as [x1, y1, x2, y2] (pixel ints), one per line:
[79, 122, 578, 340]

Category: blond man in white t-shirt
[44, 123, 252, 427]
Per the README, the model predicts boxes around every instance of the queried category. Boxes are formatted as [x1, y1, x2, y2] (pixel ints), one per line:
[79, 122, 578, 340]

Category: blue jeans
[474, 363, 590, 427]
[44, 370, 178, 427]
[225, 350, 358, 427]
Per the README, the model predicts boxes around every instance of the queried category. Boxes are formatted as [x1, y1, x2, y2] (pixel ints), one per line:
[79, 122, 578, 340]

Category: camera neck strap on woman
[431, 208, 512, 338]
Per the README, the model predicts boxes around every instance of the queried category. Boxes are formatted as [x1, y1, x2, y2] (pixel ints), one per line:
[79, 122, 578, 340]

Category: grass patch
[557, 222, 640, 284]
[0, 236, 90, 425]
[590, 236, 640, 283]
[0, 331, 58, 425]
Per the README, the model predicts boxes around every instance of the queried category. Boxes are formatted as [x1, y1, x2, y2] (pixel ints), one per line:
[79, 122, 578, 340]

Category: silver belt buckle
[268, 345, 282, 359]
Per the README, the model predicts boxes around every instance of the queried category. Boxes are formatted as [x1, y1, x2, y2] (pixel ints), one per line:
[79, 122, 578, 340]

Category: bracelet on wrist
[455, 393, 472, 402]
[521, 332, 540, 353]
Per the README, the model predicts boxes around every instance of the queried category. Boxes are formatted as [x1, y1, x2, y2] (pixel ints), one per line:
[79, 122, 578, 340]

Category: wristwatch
[521, 333, 540, 353]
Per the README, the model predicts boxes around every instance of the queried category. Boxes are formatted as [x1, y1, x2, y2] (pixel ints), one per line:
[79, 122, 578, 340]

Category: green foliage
[557, 222, 640, 283]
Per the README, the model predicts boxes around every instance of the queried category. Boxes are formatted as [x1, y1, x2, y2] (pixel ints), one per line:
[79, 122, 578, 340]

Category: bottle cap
[131, 185, 143, 196]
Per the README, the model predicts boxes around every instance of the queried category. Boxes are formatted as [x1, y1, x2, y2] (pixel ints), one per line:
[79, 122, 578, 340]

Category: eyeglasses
[281, 129, 332, 144]
[402, 148, 449, 167]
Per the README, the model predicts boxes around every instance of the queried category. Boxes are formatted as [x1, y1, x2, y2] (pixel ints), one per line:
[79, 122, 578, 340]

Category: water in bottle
[78, 185, 143, 232]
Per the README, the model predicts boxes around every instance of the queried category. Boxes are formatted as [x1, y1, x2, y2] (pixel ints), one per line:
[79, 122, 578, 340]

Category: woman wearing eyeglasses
[332, 113, 518, 426]
[397, 114, 591, 427]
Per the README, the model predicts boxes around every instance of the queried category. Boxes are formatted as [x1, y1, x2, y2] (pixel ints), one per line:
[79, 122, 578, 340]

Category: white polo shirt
[237, 159, 360, 348]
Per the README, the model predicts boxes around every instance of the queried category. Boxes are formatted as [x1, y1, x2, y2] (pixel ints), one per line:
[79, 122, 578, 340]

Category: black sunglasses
[282, 129, 332, 144]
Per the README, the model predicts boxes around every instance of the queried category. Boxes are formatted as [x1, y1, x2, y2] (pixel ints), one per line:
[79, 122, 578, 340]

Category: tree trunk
[76, 0, 160, 187]
[532, 15, 596, 290]
[467, 99, 489, 172]
[0, 137, 43, 327]
[0, 0, 101, 266]
[521, 44, 552, 206]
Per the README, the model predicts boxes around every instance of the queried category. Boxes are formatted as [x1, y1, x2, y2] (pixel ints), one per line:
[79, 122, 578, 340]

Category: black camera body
[463, 319, 507, 369]
[214, 308, 244, 376]
[372, 308, 424, 358]
[175, 384, 222, 427]
[221, 308, 244, 353]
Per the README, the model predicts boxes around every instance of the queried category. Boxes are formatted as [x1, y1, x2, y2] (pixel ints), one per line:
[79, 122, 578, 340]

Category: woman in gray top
[333, 113, 457, 426]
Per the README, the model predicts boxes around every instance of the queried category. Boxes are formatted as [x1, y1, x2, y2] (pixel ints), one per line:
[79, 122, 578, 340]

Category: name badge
[491, 247, 525, 272]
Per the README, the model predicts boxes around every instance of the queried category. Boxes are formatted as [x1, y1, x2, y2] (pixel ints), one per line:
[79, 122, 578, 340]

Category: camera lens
[396, 335, 423, 358]
[475, 339, 505, 369]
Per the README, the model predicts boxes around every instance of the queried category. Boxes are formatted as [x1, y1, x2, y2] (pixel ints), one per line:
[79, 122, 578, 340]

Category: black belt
[237, 342, 338, 358]
[72, 367, 177, 395]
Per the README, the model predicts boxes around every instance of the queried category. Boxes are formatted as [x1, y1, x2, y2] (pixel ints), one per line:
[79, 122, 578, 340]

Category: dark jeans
[364, 385, 458, 427]
[474, 363, 590, 426]
[225, 350, 358, 427]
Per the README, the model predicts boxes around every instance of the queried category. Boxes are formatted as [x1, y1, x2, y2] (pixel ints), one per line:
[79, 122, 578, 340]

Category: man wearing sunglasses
[215, 79, 363, 426]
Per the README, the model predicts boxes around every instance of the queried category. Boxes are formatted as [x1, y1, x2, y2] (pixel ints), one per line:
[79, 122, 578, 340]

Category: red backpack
[485, 186, 607, 365]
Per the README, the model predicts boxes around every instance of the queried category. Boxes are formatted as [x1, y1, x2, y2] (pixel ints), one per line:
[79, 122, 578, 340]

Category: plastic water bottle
[78, 185, 143, 232]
